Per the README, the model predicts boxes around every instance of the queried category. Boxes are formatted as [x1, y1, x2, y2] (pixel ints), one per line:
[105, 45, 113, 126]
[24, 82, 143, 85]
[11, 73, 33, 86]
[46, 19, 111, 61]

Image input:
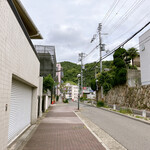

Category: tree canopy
[127, 47, 138, 66]
[60, 61, 113, 86]
[98, 47, 128, 94]
[43, 74, 54, 92]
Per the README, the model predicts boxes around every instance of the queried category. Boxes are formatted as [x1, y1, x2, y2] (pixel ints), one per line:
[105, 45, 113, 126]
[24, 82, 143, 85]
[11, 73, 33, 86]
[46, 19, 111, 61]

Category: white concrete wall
[0, 0, 40, 149]
[45, 96, 48, 110]
[38, 77, 43, 117]
[139, 29, 150, 85]
[43, 95, 51, 111]
[87, 93, 96, 100]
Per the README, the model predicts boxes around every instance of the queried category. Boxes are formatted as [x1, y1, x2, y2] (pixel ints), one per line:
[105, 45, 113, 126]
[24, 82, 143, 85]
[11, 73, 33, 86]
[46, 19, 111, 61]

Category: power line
[106, 11, 150, 47]
[108, 0, 147, 35]
[86, 21, 150, 73]
[82, 44, 99, 61]
[102, 22, 150, 60]
[103, 0, 128, 30]
[102, 0, 120, 25]
[87, 59, 100, 71]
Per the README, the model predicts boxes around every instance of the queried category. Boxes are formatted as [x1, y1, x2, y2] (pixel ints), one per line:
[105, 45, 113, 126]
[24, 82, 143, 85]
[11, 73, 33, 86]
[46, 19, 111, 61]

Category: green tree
[114, 68, 127, 85]
[90, 79, 96, 91]
[61, 61, 80, 84]
[113, 48, 127, 59]
[127, 47, 138, 66]
[113, 48, 127, 86]
[98, 72, 114, 94]
[60, 61, 113, 87]
[43, 74, 54, 92]
[113, 58, 126, 68]
[113, 47, 130, 67]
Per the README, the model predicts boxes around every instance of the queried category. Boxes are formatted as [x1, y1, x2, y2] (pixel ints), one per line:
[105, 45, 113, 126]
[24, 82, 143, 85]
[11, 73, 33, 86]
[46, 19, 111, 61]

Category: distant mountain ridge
[60, 61, 112, 86]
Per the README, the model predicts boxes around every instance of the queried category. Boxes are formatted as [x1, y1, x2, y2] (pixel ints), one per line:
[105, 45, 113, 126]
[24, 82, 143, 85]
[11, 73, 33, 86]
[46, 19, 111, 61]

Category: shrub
[63, 99, 68, 103]
[116, 68, 127, 85]
[103, 82, 112, 94]
[129, 65, 137, 70]
[97, 101, 104, 107]
[98, 72, 114, 94]
[80, 94, 87, 102]
[80, 96, 84, 102]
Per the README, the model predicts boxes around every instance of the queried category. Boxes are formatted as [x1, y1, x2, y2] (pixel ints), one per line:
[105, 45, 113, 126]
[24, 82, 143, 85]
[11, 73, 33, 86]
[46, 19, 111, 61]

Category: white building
[72, 85, 79, 101]
[0, 0, 42, 149]
[65, 83, 72, 100]
[65, 83, 78, 101]
[139, 29, 150, 85]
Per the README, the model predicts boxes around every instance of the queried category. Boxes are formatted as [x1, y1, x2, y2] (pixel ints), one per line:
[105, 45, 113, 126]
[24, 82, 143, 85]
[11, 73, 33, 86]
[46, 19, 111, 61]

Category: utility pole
[78, 53, 85, 96]
[98, 23, 104, 100]
[77, 74, 81, 110]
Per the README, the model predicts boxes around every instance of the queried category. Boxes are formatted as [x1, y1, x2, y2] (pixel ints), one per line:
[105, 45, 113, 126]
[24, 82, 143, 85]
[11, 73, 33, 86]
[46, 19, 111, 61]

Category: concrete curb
[74, 110, 127, 150]
[74, 110, 109, 150]
[82, 102, 150, 126]
[100, 107, 150, 126]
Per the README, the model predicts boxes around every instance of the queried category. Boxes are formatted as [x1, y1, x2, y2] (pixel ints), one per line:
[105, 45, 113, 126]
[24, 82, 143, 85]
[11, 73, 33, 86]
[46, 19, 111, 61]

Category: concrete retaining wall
[101, 85, 150, 110]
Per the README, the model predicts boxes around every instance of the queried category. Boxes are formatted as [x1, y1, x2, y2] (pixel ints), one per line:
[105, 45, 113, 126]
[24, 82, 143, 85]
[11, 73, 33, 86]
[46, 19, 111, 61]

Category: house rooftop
[13, 0, 42, 39]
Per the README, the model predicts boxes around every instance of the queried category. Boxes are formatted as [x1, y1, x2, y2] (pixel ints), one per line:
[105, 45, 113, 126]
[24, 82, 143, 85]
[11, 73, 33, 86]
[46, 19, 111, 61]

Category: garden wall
[101, 85, 150, 110]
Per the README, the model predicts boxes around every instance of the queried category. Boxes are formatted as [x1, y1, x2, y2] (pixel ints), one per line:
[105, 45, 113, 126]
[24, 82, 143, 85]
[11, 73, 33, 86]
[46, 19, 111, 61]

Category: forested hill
[60, 61, 81, 84]
[60, 61, 112, 86]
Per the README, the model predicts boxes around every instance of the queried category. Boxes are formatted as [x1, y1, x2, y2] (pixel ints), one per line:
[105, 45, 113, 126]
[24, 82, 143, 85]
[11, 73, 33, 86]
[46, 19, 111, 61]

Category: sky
[21, 0, 150, 64]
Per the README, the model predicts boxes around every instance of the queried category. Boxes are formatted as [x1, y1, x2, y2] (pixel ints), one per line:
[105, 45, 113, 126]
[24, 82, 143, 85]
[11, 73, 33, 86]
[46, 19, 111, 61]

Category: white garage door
[8, 79, 32, 143]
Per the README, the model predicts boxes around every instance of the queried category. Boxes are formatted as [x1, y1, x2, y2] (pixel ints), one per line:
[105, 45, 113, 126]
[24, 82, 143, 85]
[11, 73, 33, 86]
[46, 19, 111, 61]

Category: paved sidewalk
[23, 104, 105, 150]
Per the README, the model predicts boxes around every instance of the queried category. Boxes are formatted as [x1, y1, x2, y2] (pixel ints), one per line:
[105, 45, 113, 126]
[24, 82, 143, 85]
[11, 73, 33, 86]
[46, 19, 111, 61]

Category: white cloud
[21, 0, 150, 63]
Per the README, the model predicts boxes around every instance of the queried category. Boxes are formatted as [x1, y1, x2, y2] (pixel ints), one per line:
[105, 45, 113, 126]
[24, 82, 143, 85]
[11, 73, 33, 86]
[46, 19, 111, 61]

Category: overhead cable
[102, 0, 120, 25]
[108, 0, 146, 35]
[102, 22, 150, 60]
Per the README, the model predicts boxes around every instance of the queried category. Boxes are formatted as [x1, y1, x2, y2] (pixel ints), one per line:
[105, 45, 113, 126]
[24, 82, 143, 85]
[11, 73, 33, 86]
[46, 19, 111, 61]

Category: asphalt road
[70, 101, 150, 150]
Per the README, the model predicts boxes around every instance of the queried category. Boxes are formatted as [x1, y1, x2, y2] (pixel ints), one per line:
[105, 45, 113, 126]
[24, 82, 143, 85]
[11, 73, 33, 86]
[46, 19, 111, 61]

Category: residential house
[139, 29, 150, 85]
[0, 0, 42, 149]
[65, 83, 79, 101]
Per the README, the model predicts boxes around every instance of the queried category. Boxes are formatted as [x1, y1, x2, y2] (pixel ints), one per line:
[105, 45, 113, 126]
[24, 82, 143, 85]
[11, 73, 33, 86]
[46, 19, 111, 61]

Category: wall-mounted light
[140, 45, 145, 51]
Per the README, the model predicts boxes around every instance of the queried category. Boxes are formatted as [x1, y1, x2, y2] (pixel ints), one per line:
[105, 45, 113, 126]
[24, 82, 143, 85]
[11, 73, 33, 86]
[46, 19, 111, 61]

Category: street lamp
[77, 74, 81, 110]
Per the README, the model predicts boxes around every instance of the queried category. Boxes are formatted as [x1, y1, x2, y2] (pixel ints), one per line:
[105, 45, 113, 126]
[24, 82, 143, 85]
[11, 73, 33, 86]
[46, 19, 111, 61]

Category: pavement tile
[23, 105, 105, 150]
[46, 112, 77, 117]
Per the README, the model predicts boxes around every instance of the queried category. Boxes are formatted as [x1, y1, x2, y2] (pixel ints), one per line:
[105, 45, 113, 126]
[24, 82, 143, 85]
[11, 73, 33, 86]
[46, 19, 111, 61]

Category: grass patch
[103, 105, 110, 108]
[136, 116, 149, 121]
[119, 108, 132, 114]
[136, 115, 143, 119]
